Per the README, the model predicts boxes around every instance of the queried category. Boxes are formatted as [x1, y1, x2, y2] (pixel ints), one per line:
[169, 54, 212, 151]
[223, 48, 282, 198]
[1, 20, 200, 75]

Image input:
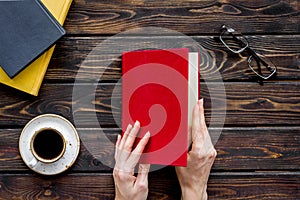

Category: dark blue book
[0, 0, 66, 78]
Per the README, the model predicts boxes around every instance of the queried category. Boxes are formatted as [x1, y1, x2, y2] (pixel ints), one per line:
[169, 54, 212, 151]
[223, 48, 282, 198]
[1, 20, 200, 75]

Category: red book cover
[122, 48, 192, 166]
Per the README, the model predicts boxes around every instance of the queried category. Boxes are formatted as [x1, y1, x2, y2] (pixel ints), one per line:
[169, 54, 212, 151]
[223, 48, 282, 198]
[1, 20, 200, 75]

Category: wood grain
[0, 172, 299, 199]
[0, 82, 300, 127]
[46, 35, 300, 82]
[0, 1, 299, 199]
[64, 0, 300, 34]
[1, 127, 299, 172]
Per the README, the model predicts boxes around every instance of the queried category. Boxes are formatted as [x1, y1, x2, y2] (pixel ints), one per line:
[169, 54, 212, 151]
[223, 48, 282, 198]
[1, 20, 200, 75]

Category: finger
[115, 134, 121, 148]
[132, 131, 150, 155]
[191, 101, 201, 142]
[119, 123, 133, 150]
[115, 125, 132, 170]
[191, 100, 205, 152]
[198, 99, 215, 154]
[126, 131, 150, 169]
[198, 99, 214, 144]
[198, 98, 208, 135]
[114, 134, 121, 160]
[135, 164, 150, 186]
[123, 121, 140, 152]
[115, 123, 142, 172]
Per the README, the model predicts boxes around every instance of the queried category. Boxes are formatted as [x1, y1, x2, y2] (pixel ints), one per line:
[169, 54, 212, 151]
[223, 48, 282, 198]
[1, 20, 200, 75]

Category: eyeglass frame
[219, 25, 277, 80]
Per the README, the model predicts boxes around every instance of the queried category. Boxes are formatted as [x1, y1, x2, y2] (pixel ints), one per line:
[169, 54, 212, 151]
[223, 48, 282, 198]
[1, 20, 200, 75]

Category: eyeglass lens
[248, 52, 277, 79]
[220, 26, 248, 53]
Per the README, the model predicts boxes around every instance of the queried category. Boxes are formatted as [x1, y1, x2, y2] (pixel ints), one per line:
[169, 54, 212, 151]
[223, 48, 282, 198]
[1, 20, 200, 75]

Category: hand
[175, 99, 217, 200]
[113, 121, 151, 200]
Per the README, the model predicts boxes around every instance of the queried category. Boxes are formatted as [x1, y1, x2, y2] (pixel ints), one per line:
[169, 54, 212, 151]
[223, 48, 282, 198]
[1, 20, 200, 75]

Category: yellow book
[0, 0, 72, 96]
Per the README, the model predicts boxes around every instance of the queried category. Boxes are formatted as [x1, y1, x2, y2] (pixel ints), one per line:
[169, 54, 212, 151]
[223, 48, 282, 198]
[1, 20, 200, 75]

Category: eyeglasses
[219, 25, 277, 80]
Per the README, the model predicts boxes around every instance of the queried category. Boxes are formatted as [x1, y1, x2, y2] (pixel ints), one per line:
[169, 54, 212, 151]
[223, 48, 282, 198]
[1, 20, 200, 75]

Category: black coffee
[32, 129, 64, 160]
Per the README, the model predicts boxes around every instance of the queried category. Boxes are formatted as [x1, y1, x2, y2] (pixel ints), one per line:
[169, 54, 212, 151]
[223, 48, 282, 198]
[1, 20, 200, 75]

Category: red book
[122, 48, 199, 166]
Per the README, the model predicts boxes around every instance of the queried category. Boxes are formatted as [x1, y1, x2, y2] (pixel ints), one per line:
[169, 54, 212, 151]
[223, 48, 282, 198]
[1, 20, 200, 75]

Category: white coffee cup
[19, 114, 80, 175]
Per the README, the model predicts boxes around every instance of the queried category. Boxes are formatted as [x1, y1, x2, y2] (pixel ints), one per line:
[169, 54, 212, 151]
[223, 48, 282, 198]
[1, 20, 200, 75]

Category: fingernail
[199, 98, 204, 107]
[127, 124, 132, 130]
[145, 131, 151, 137]
[116, 134, 121, 144]
[135, 120, 140, 126]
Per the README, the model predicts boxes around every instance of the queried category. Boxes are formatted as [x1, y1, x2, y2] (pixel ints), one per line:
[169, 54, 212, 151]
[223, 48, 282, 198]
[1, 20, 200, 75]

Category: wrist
[180, 185, 207, 200]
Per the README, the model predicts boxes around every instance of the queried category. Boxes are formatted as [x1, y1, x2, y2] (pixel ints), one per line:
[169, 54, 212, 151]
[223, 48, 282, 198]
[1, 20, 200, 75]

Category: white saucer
[19, 114, 80, 175]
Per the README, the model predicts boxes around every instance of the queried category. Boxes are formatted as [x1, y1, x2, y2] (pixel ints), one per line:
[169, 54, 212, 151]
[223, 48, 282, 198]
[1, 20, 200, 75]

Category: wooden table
[0, 0, 299, 199]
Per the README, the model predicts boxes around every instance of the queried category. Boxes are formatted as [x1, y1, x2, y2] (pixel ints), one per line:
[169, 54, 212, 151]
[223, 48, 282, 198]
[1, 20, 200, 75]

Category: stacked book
[0, 0, 73, 96]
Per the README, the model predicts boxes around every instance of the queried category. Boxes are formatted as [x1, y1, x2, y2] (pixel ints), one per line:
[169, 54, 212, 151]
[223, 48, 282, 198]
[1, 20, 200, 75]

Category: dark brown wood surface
[0, 0, 299, 199]
[0, 172, 299, 200]
[46, 35, 300, 82]
[0, 128, 299, 172]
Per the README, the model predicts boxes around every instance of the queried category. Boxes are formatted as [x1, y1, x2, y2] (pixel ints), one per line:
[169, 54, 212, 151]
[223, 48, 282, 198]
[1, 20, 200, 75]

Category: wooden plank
[0, 172, 299, 199]
[64, 0, 300, 34]
[0, 127, 299, 172]
[206, 172, 300, 200]
[47, 35, 300, 82]
[214, 127, 300, 170]
[202, 82, 300, 126]
[1, 82, 300, 127]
